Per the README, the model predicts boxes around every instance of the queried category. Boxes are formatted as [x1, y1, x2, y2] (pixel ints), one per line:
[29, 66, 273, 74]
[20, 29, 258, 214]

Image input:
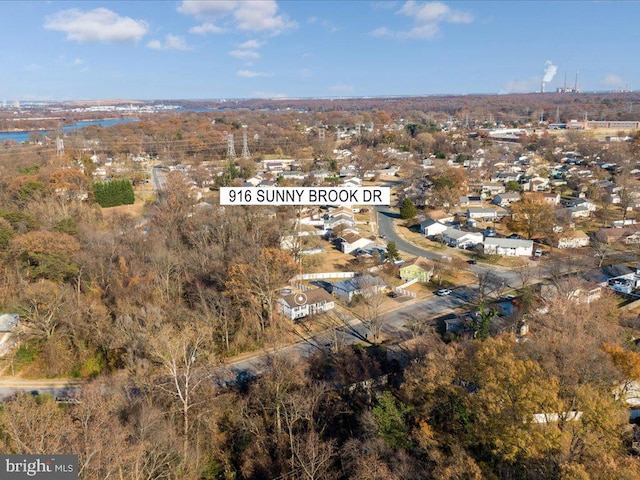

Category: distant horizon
[3, 90, 638, 105]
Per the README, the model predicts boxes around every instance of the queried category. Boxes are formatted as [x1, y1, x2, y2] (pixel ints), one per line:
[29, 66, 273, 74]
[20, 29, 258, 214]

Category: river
[0, 118, 139, 143]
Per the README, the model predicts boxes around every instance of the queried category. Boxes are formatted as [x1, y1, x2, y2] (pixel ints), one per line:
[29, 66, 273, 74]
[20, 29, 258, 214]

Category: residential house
[625, 231, 640, 244]
[399, 257, 434, 282]
[332, 274, 387, 301]
[567, 205, 591, 219]
[441, 228, 484, 249]
[525, 176, 550, 192]
[459, 196, 483, 207]
[541, 192, 561, 205]
[278, 289, 335, 320]
[324, 211, 356, 231]
[0, 313, 19, 332]
[343, 177, 362, 188]
[567, 198, 596, 211]
[338, 233, 374, 254]
[492, 171, 521, 183]
[482, 183, 506, 195]
[556, 230, 590, 249]
[0, 313, 19, 357]
[584, 264, 640, 294]
[483, 237, 533, 257]
[467, 207, 498, 220]
[493, 192, 521, 206]
[595, 228, 634, 244]
[419, 218, 449, 237]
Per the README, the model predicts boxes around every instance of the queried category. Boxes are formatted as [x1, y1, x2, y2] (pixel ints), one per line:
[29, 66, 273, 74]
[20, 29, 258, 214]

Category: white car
[435, 288, 452, 296]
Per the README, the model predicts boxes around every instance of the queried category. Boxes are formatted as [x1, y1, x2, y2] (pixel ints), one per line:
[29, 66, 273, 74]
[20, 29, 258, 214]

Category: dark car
[387, 291, 399, 298]
[467, 259, 477, 265]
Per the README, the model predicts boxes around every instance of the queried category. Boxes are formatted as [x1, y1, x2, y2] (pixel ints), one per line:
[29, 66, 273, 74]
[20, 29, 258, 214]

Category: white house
[556, 230, 590, 249]
[483, 237, 533, 257]
[441, 228, 484, 249]
[493, 192, 521, 206]
[278, 289, 335, 320]
[338, 233, 374, 254]
[568, 198, 596, 211]
[419, 218, 448, 237]
[467, 207, 498, 220]
[567, 205, 591, 219]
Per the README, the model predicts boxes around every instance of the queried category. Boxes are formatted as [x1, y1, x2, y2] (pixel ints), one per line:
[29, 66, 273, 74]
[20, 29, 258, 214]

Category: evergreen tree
[385, 241, 400, 263]
[93, 180, 135, 208]
[400, 197, 417, 220]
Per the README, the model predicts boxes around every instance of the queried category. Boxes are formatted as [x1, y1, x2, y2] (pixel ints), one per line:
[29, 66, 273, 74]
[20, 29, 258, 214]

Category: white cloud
[300, 68, 312, 78]
[147, 34, 191, 51]
[189, 22, 226, 34]
[237, 69, 271, 78]
[25, 63, 41, 71]
[178, 0, 296, 35]
[230, 39, 264, 61]
[178, 1, 237, 17]
[372, 1, 473, 39]
[239, 39, 263, 49]
[147, 39, 162, 50]
[230, 49, 260, 60]
[602, 74, 628, 88]
[44, 8, 148, 43]
[235, 1, 297, 34]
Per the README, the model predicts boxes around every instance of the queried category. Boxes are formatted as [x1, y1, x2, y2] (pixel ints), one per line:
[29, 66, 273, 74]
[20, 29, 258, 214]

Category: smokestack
[574, 70, 578, 92]
[541, 81, 545, 93]
[564, 72, 567, 91]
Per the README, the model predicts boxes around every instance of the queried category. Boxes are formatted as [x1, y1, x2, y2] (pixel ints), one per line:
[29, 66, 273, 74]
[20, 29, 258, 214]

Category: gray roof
[484, 237, 533, 249]
[0, 313, 19, 332]
[333, 274, 386, 293]
[442, 228, 481, 240]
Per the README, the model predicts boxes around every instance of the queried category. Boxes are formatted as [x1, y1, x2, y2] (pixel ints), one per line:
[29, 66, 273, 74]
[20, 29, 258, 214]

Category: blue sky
[0, 1, 638, 101]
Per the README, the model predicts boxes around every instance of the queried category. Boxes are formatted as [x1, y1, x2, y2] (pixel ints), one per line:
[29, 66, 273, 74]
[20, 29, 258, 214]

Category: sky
[0, 0, 639, 101]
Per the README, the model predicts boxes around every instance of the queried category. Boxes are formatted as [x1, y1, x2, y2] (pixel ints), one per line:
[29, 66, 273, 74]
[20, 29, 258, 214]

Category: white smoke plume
[543, 60, 558, 83]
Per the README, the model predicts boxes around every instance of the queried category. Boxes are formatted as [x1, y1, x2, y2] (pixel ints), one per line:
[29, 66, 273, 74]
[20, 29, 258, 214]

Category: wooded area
[1, 94, 640, 479]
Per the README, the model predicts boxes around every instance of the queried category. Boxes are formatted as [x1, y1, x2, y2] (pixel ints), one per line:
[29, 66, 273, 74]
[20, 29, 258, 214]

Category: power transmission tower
[226, 133, 236, 159]
[355, 123, 361, 135]
[56, 136, 64, 157]
[241, 126, 250, 159]
[318, 127, 325, 140]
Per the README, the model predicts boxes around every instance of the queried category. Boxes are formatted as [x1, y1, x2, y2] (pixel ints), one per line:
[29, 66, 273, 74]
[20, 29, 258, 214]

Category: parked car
[387, 291, 399, 298]
[467, 259, 477, 265]
[435, 289, 452, 296]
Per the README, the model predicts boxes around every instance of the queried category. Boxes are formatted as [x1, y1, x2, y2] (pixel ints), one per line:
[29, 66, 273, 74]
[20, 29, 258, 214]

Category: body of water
[0, 118, 139, 143]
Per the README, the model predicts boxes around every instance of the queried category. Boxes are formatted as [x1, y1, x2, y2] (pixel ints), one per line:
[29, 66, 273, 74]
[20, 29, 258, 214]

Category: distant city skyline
[0, 1, 638, 101]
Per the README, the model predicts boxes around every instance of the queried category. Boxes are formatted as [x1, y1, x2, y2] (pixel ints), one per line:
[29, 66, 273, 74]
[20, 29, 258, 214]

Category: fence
[292, 272, 355, 281]
[391, 278, 418, 298]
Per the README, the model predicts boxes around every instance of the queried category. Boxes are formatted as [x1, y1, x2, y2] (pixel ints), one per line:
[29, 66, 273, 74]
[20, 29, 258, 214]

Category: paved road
[375, 205, 534, 289]
[151, 165, 167, 191]
[220, 285, 478, 385]
[0, 379, 83, 401]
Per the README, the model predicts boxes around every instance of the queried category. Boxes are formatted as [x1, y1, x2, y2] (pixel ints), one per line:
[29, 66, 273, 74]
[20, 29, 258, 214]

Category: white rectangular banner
[220, 187, 390, 206]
